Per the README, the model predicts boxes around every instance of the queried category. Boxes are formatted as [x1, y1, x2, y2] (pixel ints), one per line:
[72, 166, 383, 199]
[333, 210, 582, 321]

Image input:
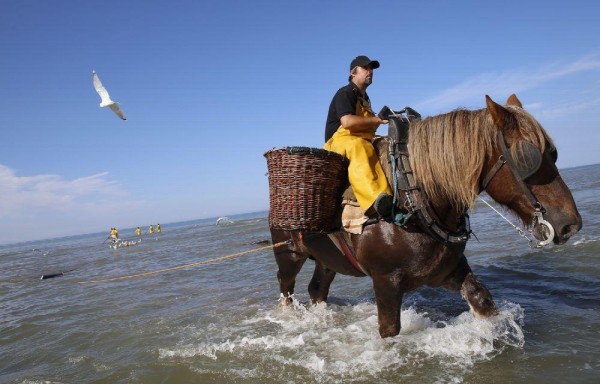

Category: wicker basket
[264, 147, 348, 232]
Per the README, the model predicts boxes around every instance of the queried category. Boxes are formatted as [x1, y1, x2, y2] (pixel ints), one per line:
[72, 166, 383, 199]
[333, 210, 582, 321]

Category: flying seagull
[92, 70, 127, 120]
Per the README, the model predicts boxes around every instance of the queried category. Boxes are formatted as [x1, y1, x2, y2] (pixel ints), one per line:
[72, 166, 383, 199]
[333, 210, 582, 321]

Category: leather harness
[387, 109, 471, 244]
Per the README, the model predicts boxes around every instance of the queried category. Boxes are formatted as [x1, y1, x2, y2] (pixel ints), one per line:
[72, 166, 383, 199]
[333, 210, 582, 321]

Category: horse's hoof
[379, 326, 400, 338]
[278, 294, 294, 307]
[471, 305, 499, 319]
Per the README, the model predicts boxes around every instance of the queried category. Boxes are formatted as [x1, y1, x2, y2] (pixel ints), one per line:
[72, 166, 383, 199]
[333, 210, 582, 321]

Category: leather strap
[481, 131, 542, 209]
[388, 116, 471, 244]
[327, 233, 369, 276]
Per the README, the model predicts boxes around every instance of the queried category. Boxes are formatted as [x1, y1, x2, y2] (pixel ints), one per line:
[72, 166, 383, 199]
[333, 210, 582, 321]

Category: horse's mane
[405, 106, 551, 210]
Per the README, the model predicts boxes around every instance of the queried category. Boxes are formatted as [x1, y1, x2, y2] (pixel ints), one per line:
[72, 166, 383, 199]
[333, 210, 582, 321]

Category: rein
[477, 197, 544, 248]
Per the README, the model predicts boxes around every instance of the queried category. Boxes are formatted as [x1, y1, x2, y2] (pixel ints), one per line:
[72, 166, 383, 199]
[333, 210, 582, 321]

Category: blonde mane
[407, 106, 551, 210]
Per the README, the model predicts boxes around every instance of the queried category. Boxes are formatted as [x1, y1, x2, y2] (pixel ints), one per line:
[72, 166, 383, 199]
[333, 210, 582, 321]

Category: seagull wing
[109, 103, 127, 120]
[92, 70, 112, 104]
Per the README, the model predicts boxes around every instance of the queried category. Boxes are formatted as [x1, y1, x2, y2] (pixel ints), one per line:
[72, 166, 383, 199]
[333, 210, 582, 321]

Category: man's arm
[340, 114, 385, 133]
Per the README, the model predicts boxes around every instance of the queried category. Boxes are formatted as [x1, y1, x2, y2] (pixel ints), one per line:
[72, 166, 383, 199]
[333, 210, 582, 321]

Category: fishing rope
[477, 196, 536, 246]
[78, 240, 290, 285]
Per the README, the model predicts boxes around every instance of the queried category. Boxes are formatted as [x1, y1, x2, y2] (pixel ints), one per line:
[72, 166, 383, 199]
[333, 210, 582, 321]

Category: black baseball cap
[349, 55, 380, 71]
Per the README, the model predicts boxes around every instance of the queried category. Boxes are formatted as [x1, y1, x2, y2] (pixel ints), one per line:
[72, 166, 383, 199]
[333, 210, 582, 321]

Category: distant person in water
[136, 227, 141, 236]
[149, 225, 154, 234]
[109, 227, 119, 240]
[156, 224, 161, 233]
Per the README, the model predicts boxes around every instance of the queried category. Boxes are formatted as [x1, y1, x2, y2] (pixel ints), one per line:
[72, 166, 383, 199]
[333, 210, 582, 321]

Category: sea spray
[158, 298, 526, 382]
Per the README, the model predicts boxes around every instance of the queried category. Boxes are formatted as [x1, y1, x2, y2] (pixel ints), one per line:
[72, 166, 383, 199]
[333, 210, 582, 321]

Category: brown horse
[269, 94, 582, 338]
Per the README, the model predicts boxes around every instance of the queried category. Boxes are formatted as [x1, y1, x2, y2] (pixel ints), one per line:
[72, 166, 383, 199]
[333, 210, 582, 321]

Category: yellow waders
[324, 128, 392, 212]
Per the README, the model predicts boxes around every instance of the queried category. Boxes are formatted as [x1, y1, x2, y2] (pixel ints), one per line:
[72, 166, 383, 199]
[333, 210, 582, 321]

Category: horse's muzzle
[534, 211, 583, 245]
[555, 215, 583, 244]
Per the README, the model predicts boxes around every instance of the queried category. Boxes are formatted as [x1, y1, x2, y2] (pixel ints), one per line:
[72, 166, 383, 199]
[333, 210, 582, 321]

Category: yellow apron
[324, 96, 391, 211]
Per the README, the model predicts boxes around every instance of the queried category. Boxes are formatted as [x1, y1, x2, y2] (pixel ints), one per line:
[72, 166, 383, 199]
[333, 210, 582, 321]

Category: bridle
[480, 130, 558, 248]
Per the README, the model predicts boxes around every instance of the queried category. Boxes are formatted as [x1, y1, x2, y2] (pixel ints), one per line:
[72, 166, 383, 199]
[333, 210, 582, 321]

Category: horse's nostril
[560, 224, 581, 239]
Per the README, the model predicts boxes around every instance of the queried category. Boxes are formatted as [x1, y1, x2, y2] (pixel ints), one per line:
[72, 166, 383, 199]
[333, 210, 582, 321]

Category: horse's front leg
[444, 255, 498, 318]
[460, 273, 498, 318]
[372, 271, 405, 338]
[308, 261, 336, 304]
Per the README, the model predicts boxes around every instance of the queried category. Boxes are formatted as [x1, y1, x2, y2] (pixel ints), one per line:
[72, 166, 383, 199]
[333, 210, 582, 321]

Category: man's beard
[364, 77, 372, 85]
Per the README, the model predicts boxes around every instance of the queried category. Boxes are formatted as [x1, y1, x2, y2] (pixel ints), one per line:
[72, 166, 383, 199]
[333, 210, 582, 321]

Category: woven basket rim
[264, 146, 348, 163]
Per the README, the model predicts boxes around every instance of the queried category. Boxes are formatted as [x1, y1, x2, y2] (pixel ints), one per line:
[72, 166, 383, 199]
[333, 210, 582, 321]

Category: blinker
[513, 142, 543, 180]
[511, 142, 558, 181]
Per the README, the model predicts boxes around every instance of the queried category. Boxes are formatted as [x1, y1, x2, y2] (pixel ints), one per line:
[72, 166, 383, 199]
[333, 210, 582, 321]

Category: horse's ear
[506, 94, 523, 108]
[486, 95, 511, 128]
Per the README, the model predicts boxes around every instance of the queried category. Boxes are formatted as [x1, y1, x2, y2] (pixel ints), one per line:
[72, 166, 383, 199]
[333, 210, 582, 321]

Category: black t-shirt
[324, 82, 370, 142]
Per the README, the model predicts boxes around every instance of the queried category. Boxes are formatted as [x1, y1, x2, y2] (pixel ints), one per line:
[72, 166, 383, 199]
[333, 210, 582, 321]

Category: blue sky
[1, 0, 599, 244]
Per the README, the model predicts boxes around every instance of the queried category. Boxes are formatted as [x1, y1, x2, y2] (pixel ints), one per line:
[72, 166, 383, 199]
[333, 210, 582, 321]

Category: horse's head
[482, 94, 582, 245]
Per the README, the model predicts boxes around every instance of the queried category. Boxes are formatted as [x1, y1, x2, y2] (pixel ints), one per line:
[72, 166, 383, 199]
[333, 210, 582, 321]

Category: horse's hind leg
[308, 261, 336, 304]
[445, 255, 498, 318]
[275, 251, 306, 306]
[271, 230, 307, 306]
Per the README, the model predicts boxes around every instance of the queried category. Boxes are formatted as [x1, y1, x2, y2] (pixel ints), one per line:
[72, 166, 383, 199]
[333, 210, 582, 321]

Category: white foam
[572, 235, 598, 246]
[158, 299, 525, 380]
[20, 381, 65, 384]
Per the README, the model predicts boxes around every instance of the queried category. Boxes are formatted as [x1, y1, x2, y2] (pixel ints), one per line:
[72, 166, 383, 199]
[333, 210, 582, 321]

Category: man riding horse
[324, 55, 394, 221]
[268, 56, 582, 339]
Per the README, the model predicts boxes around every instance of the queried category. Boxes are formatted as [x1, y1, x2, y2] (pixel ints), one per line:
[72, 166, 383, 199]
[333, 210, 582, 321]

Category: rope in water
[78, 240, 290, 285]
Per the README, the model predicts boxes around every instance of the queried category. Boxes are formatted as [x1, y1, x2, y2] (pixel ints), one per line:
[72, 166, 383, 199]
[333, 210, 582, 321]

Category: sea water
[0, 165, 598, 383]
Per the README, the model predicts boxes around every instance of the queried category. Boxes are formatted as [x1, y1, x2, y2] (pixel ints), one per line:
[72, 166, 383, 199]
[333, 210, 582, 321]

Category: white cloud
[523, 102, 543, 110]
[415, 54, 600, 112]
[534, 98, 600, 120]
[406, 54, 600, 168]
[0, 165, 146, 244]
[0, 165, 126, 217]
